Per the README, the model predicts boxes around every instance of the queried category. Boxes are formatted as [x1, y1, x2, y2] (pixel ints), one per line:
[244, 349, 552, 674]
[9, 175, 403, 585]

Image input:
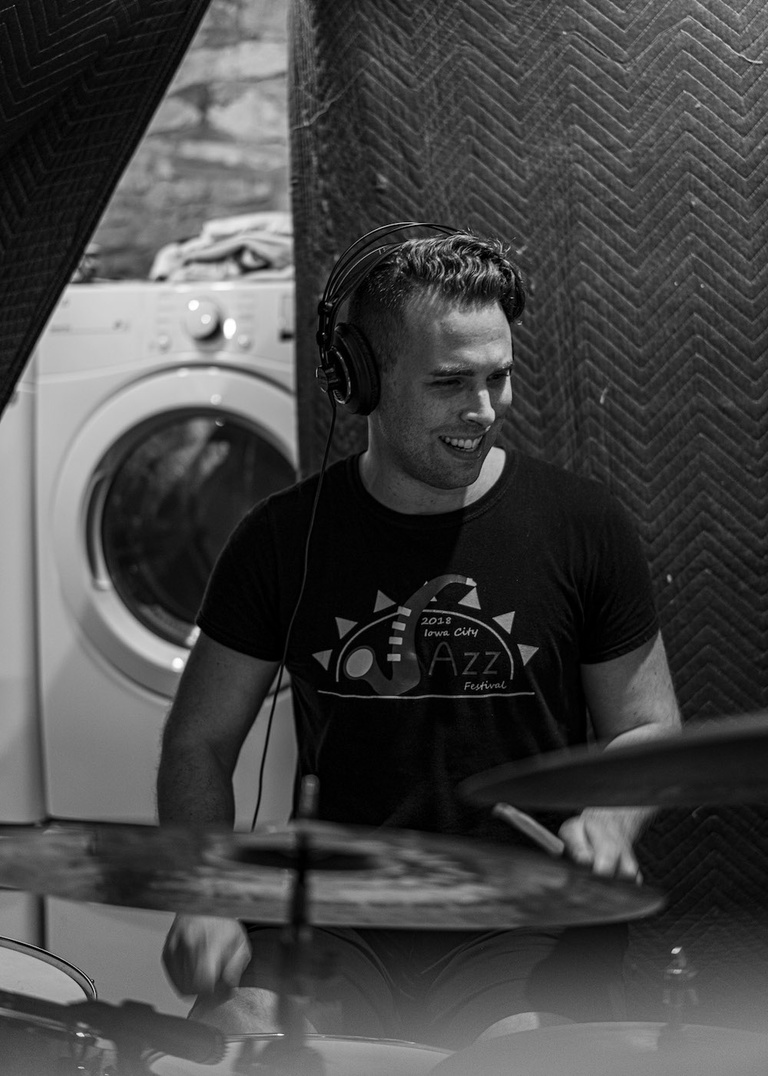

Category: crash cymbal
[430, 1022, 768, 1076]
[0, 820, 664, 929]
[460, 712, 768, 809]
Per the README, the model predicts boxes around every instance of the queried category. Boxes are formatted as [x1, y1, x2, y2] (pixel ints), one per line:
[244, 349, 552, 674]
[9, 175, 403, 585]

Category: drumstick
[492, 802, 565, 857]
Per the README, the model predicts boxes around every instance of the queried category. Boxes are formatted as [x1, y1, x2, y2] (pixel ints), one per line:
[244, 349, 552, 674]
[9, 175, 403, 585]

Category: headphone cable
[250, 222, 457, 829]
[250, 392, 338, 830]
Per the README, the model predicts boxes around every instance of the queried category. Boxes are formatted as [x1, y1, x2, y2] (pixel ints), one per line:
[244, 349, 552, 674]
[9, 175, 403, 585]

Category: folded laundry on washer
[149, 211, 293, 281]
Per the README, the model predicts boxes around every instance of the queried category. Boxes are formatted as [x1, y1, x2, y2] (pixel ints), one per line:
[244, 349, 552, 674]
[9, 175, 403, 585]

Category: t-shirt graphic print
[312, 574, 538, 700]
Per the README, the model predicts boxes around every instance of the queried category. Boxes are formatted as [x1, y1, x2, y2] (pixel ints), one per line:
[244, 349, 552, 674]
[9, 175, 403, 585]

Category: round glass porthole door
[96, 409, 294, 648]
[54, 365, 297, 697]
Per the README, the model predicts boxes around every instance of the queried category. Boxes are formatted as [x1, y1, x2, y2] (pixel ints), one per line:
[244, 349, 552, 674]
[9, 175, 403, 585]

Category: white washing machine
[0, 353, 45, 946]
[0, 354, 45, 825]
[35, 277, 299, 1012]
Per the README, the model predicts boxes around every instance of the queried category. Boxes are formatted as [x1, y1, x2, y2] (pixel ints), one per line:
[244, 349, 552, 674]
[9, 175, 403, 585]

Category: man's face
[367, 294, 514, 511]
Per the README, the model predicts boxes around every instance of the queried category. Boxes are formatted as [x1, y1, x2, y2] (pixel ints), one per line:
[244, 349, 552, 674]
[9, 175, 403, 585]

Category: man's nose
[461, 388, 496, 425]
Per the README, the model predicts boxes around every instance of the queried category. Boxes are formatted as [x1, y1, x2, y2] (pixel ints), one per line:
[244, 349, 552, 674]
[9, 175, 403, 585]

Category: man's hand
[162, 914, 252, 996]
[558, 809, 643, 883]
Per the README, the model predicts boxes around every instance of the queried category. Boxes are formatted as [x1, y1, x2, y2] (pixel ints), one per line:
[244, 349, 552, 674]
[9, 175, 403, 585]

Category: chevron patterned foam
[292, 0, 768, 1026]
[0, 0, 212, 418]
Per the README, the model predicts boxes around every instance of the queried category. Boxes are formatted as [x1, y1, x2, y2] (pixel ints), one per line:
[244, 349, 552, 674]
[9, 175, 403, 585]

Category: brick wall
[90, 0, 289, 280]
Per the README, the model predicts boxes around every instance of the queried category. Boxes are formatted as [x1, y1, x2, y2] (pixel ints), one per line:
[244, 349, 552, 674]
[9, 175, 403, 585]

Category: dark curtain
[0, 0, 213, 417]
[290, 0, 768, 1027]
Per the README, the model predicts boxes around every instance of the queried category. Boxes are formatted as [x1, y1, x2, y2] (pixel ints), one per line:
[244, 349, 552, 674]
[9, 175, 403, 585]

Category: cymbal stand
[256, 777, 326, 1075]
[657, 945, 699, 1048]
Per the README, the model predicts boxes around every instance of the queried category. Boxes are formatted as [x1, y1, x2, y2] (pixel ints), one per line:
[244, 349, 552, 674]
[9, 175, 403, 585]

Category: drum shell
[148, 1033, 452, 1075]
[0, 935, 102, 1076]
[429, 1021, 768, 1076]
[0, 934, 96, 1001]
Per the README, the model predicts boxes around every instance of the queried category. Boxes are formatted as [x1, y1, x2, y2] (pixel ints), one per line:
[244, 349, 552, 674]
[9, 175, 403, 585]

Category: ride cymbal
[0, 820, 664, 929]
[459, 712, 768, 809]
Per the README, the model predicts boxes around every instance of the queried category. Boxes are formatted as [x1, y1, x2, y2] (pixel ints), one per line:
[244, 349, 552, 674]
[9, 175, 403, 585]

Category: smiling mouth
[440, 434, 484, 453]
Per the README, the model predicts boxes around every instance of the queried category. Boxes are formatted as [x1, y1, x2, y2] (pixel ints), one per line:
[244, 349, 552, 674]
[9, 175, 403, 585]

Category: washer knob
[183, 298, 222, 340]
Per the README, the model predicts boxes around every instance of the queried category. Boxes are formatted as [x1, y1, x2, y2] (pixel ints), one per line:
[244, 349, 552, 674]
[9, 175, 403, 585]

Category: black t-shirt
[198, 450, 659, 842]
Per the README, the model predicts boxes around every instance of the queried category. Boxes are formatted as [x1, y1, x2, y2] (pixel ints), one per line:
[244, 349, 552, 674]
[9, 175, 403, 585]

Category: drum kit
[0, 712, 767, 1074]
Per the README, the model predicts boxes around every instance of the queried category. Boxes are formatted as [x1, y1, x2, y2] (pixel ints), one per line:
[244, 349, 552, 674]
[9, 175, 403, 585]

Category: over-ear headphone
[315, 221, 456, 415]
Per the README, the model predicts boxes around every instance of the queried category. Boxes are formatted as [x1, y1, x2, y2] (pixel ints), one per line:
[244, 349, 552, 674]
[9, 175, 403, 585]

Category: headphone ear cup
[330, 322, 380, 415]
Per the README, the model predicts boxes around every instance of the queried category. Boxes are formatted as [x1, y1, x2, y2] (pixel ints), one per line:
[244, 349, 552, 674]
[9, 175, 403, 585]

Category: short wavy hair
[348, 231, 525, 370]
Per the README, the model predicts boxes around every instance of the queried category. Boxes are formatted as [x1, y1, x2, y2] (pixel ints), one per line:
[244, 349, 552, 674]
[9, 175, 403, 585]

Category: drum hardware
[0, 989, 226, 1075]
[459, 710, 768, 808]
[255, 775, 332, 1075]
[0, 820, 665, 929]
[0, 787, 665, 1074]
[658, 945, 699, 1045]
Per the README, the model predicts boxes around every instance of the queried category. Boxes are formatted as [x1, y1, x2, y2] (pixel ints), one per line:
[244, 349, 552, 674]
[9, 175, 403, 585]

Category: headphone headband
[317, 221, 456, 353]
[315, 221, 457, 415]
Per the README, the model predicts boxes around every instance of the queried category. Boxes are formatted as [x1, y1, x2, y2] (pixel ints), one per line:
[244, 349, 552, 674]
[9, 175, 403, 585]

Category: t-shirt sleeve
[196, 503, 286, 660]
[579, 494, 659, 663]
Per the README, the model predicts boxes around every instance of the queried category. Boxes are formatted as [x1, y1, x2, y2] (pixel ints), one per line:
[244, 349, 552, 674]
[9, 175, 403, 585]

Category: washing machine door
[54, 365, 297, 697]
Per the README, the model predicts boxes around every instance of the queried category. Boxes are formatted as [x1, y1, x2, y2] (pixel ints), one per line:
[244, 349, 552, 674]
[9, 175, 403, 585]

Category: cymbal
[0, 821, 664, 929]
[430, 1022, 768, 1076]
[459, 712, 768, 809]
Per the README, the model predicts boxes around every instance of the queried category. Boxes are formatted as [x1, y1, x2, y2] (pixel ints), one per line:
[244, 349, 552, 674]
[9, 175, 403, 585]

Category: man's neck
[359, 446, 507, 514]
